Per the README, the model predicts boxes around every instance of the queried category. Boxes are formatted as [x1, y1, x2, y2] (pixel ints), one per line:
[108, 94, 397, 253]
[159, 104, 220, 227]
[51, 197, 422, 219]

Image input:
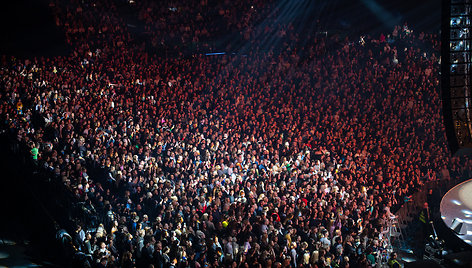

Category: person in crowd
[0, 0, 460, 267]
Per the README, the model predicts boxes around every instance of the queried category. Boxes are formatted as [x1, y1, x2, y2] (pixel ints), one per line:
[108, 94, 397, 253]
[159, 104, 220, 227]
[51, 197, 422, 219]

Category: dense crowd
[1, 0, 471, 267]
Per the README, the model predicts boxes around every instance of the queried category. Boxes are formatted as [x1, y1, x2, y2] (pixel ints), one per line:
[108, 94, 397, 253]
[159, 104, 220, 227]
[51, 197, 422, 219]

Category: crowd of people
[1, 0, 472, 267]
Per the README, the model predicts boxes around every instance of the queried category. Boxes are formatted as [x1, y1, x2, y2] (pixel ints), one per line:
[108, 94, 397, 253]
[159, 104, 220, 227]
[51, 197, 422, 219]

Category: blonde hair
[311, 250, 319, 264]
[303, 252, 310, 265]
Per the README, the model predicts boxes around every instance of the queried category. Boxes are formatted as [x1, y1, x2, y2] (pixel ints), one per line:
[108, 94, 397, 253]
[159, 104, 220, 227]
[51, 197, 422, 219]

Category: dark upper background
[0, 0, 441, 58]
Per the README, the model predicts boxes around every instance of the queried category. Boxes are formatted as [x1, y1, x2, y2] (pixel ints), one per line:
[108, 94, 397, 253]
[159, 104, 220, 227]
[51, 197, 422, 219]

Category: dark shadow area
[0, 0, 68, 57]
[0, 132, 73, 267]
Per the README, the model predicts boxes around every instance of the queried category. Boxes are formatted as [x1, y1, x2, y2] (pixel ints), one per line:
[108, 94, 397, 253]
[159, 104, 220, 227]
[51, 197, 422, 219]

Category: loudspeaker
[441, 0, 472, 155]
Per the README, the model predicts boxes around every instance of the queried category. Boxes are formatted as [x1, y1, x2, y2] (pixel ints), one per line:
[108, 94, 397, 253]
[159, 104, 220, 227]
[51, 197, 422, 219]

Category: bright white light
[442, 216, 446, 220]
[464, 239, 472, 244]
[462, 209, 472, 215]
[452, 200, 462, 205]
[401, 257, 416, 262]
[463, 219, 472, 224]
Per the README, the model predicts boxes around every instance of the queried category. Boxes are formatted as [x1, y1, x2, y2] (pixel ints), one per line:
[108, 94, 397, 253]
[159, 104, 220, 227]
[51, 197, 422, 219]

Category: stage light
[205, 52, 226, 56]
[461, 209, 472, 215]
[401, 257, 416, 262]
[451, 218, 465, 234]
